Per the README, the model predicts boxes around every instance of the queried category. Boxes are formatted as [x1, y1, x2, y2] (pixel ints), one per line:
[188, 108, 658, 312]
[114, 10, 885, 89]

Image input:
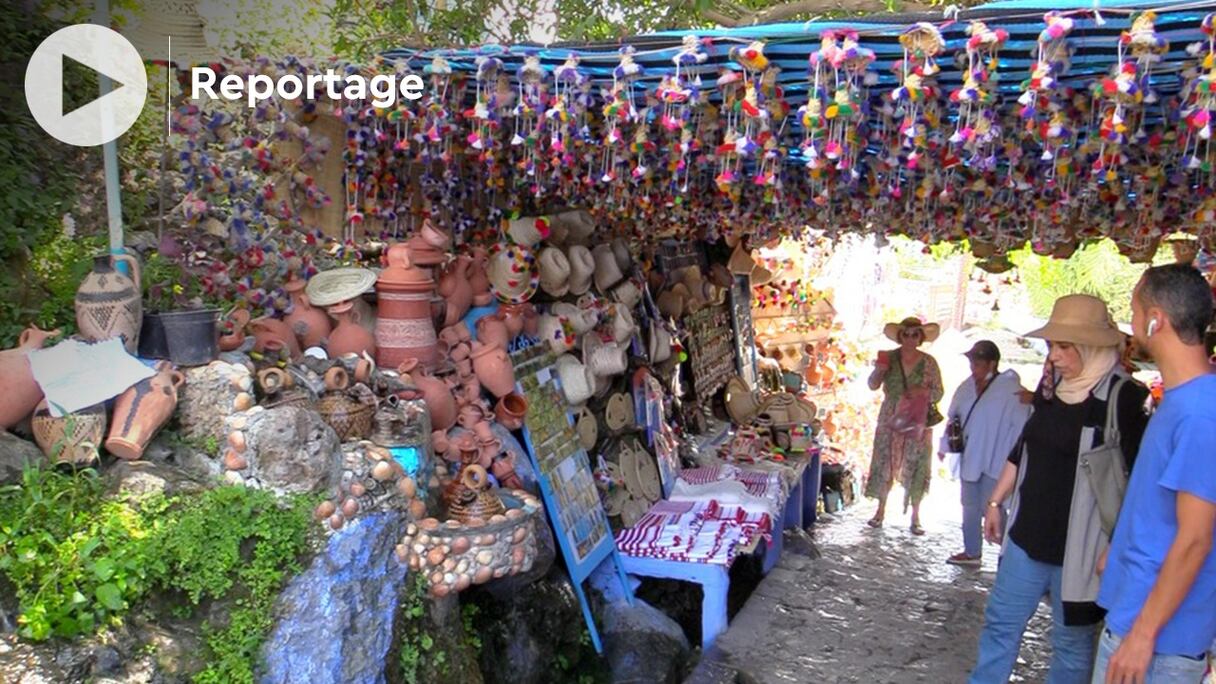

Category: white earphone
[1147, 319, 1158, 337]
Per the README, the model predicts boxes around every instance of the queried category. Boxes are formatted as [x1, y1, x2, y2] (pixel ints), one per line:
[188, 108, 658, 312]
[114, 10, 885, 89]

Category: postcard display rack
[510, 340, 633, 652]
[729, 274, 757, 389]
[685, 301, 737, 401]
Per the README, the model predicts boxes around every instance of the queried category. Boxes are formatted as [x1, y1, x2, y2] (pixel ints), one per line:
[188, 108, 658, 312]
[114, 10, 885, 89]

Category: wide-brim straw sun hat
[506, 215, 551, 248]
[305, 268, 377, 307]
[1023, 294, 1123, 347]
[538, 247, 571, 297]
[883, 316, 941, 344]
[592, 244, 624, 293]
[488, 243, 539, 304]
[567, 245, 595, 295]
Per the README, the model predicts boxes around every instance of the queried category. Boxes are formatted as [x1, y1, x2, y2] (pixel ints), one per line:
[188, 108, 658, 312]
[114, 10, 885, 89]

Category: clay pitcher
[494, 392, 527, 431]
[218, 309, 251, 352]
[498, 303, 526, 338]
[250, 316, 302, 359]
[283, 278, 331, 349]
[476, 314, 510, 351]
[399, 359, 456, 431]
[327, 301, 376, 359]
[437, 256, 474, 327]
[106, 361, 186, 460]
[32, 400, 106, 465]
[75, 253, 142, 353]
[0, 325, 60, 429]
[468, 247, 492, 306]
[470, 341, 515, 398]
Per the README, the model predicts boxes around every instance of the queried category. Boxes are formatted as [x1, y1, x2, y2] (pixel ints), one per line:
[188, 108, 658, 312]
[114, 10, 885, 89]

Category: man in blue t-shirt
[1094, 264, 1216, 684]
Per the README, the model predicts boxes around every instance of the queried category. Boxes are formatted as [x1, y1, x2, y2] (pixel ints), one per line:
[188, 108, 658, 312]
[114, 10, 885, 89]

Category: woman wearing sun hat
[865, 316, 944, 535]
[969, 294, 1150, 684]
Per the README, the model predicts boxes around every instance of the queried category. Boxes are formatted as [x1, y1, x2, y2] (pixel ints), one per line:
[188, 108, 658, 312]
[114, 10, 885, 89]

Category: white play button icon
[24, 24, 147, 147]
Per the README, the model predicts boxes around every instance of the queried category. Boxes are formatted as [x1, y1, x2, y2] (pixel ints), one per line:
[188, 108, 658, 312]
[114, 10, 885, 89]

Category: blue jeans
[962, 475, 1000, 557]
[969, 541, 1098, 684]
[1091, 629, 1208, 683]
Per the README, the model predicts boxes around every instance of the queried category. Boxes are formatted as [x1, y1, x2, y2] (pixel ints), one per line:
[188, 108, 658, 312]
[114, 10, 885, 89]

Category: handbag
[888, 354, 934, 434]
[1081, 376, 1130, 538]
[946, 377, 993, 453]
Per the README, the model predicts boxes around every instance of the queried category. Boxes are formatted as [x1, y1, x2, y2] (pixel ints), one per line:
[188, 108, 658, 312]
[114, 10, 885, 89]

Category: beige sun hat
[567, 245, 595, 295]
[506, 215, 551, 248]
[487, 243, 539, 304]
[584, 333, 628, 378]
[538, 314, 577, 353]
[883, 317, 941, 344]
[1023, 294, 1123, 347]
[538, 247, 571, 297]
[611, 238, 633, 271]
[648, 321, 673, 363]
[555, 353, 594, 405]
[305, 267, 377, 307]
[728, 244, 757, 275]
[592, 244, 624, 293]
[552, 209, 595, 245]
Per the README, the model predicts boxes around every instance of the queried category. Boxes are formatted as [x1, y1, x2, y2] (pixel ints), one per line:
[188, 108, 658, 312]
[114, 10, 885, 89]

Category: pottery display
[218, 309, 251, 352]
[498, 303, 527, 338]
[437, 256, 474, 327]
[328, 301, 376, 359]
[470, 342, 515, 398]
[316, 387, 375, 442]
[75, 253, 142, 354]
[32, 400, 106, 465]
[106, 361, 186, 460]
[283, 277, 331, 349]
[468, 248, 493, 306]
[0, 325, 60, 429]
[476, 314, 510, 350]
[444, 464, 506, 523]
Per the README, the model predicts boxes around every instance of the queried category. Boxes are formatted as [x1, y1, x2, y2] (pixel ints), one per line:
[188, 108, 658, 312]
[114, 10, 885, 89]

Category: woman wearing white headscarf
[969, 295, 1150, 684]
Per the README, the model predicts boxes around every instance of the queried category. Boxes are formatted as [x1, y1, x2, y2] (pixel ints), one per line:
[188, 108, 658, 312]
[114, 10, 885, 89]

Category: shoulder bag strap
[1104, 375, 1125, 452]
[960, 377, 993, 432]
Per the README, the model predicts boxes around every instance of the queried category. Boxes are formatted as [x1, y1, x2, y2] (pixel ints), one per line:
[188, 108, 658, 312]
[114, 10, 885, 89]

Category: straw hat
[584, 333, 628, 378]
[883, 316, 941, 344]
[610, 305, 636, 344]
[750, 263, 774, 286]
[567, 245, 595, 295]
[538, 314, 577, 353]
[538, 247, 571, 297]
[488, 243, 539, 304]
[728, 244, 756, 275]
[552, 302, 598, 334]
[723, 376, 763, 425]
[552, 209, 595, 245]
[1024, 294, 1123, 347]
[656, 288, 687, 320]
[305, 268, 377, 307]
[555, 354, 594, 405]
[612, 280, 642, 309]
[611, 238, 633, 271]
[648, 321, 673, 363]
[593, 244, 625, 293]
[506, 215, 551, 248]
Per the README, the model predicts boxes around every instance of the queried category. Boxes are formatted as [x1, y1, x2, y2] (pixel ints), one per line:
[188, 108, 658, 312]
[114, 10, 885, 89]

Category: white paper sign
[27, 338, 156, 417]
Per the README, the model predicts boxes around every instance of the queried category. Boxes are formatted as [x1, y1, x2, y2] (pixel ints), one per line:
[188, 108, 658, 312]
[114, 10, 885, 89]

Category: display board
[685, 300, 737, 401]
[729, 274, 757, 389]
[633, 370, 680, 498]
[510, 340, 633, 653]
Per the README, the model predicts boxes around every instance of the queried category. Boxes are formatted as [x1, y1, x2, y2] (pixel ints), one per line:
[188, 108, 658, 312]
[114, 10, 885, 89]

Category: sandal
[946, 552, 981, 567]
[866, 516, 884, 529]
[910, 523, 926, 536]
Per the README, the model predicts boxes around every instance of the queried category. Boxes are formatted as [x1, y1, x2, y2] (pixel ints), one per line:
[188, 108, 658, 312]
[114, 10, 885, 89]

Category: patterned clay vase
[470, 341, 515, 398]
[75, 253, 142, 354]
[283, 278, 331, 349]
[32, 400, 107, 465]
[106, 361, 186, 460]
[0, 325, 60, 429]
[328, 301, 376, 359]
[375, 253, 436, 369]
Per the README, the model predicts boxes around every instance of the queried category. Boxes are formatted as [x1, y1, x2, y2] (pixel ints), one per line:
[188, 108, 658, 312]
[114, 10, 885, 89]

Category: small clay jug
[219, 309, 251, 352]
[0, 325, 60, 429]
[33, 400, 106, 465]
[471, 341, 515, 398]
[498, 303, 526, 337]
[399, 359, 456, 431]
[106, 361, 186, 460]
[476, 314, 510, 350]
[491, 451, 524, 490]
[325, 366, 351, 392]
[250, 317, 302, 359]
[283, 277, 331, 349]
[258, 367, 290, 394]
[420, 219, 452, 250]
[437, 256, 474, 327]
[458, 403, 485, 430]
[76, 253, 142, 353]
[494, 392, 527, 431]
[327, 301, 376, 359]
[468, 248, 492, 306]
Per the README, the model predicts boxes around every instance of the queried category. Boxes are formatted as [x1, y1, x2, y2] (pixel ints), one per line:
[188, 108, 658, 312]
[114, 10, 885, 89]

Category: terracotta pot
[316, 391, 375, 442]
[437, 256, 473, 327]
[399, 359, 457, 431]
[421, 220, 452, 250]
[0, 326, 60, 429]
[375, 261, 436, 369]
[495, 392, 527, 430]
[328, 301, 376, 359]
[491, 452, 524, 490]
[106, 361, 185, 460]
[250, 317, 302, 359]
[218, 309, 251, 352]
[473, 420, 495, 443]
[476, 314, 510, 350]
[458, 403, 485, 430]
[470, 342, 515, 399]
[32, 400, 106, 465]
[468, 248, 492, 306]
[258, 367, 289, 394]
[498, 303, 527, 337]
[432, 430, 451, 456]
[283, 278, 331, 349]
[325, 366, 351, 391]
[75, 253, 142, 353]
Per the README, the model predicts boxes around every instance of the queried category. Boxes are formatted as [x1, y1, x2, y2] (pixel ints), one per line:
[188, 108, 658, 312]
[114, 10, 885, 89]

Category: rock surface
[602, 598, 691, 684]
[176, 360, 252, 444]
[0, 431, 47, 484]
[262, 511, 408, 684]
[242, 407, 341, 495]
[104, 459, 210, 501]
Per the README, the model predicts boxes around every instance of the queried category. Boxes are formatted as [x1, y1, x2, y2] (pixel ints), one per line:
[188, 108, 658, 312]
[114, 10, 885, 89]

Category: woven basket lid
[305, 268, 377, 307]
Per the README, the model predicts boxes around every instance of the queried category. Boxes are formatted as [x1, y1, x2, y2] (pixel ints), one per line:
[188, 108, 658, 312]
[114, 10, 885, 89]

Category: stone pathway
[688, 479, 1055, 683]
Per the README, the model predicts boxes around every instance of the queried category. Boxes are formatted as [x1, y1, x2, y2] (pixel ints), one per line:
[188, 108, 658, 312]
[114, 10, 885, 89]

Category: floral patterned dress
[864, 350, 944, 509]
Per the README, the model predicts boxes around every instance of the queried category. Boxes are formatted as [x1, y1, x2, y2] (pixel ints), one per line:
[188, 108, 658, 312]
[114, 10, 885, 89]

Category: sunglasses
[900, 329, 922, 339]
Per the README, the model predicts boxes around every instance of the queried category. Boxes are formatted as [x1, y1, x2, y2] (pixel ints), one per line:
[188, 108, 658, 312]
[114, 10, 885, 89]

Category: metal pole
[95, 0, 128, 275]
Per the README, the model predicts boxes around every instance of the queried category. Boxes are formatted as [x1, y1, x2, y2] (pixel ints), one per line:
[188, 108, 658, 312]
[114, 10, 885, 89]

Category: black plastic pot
[139, 309, 220, 366]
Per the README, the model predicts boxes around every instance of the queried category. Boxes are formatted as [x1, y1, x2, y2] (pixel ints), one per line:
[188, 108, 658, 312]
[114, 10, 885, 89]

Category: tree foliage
[1011, 240, 1168, 324]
